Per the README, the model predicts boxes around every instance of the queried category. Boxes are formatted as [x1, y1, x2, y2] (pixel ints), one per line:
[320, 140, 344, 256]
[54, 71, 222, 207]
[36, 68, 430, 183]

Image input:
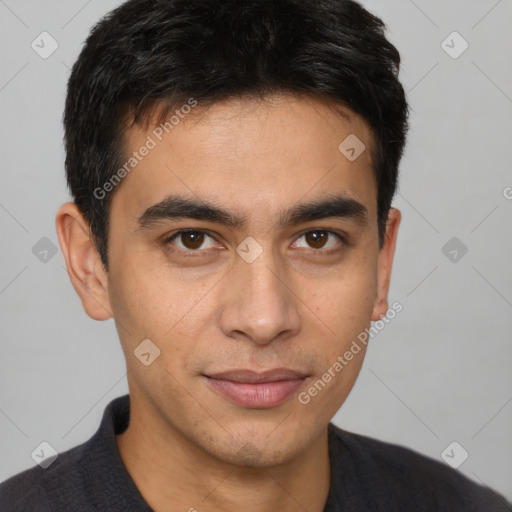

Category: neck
[116, 394, 331, 512]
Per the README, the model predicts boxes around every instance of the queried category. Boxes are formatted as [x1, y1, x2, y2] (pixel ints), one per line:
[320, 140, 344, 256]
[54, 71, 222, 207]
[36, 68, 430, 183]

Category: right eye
[164, 229, 223, 255]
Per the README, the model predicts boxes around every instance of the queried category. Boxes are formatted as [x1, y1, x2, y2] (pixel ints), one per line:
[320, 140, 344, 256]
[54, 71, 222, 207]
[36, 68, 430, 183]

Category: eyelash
[163, 229, 349, 258]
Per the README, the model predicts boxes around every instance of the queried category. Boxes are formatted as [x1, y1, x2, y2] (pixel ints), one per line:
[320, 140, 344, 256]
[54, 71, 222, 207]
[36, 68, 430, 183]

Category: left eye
[292, 230, 343, 251]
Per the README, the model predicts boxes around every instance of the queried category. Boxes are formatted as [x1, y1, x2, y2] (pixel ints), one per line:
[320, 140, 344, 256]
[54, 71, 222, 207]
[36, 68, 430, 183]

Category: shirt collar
[89, 394, 344, 511]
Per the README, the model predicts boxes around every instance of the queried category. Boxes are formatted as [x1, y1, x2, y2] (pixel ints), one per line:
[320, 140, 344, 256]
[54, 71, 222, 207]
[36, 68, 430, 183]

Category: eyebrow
[137, 193, 368, 230]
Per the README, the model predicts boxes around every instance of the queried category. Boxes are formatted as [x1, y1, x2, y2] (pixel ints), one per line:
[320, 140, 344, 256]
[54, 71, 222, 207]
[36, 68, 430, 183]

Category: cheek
[304, 260, 378, 391]
[107, 255, 215, 347]
[107, 257, 165, 345]
[311, 254, 378, 327]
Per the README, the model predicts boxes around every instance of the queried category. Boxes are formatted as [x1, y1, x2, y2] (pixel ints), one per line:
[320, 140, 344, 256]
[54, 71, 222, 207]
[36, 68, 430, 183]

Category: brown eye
[305, 231, 329, 249]
[292, 230, 345, 252]
[180, 231, 205, 250]
[166, 230, 218, 252]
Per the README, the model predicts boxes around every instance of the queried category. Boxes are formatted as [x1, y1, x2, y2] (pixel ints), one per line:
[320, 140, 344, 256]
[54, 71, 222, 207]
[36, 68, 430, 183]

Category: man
[1, 0, 510, 510]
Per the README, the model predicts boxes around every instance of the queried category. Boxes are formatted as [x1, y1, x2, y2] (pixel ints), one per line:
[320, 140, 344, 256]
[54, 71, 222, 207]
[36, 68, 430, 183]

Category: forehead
[113, 94, 377, 226]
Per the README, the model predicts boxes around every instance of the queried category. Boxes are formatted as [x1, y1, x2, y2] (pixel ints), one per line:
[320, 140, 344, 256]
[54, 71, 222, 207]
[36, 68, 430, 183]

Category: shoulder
[0, 442, 90, 512]
[328, 423, 512, 511]
[0, 395, 149, 512]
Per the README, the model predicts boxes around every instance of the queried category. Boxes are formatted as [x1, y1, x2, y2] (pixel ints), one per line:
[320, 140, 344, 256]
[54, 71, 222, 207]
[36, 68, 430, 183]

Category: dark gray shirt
[1, 394, 510, 511]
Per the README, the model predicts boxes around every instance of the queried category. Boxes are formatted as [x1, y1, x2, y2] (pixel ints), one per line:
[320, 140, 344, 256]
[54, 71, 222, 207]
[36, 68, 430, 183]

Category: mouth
[203, 368, 308, 409]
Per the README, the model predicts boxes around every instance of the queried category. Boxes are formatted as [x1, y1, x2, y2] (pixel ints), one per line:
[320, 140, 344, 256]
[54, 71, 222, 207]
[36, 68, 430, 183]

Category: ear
[371, 208, 401, 322]
[56, 202, 113, 321]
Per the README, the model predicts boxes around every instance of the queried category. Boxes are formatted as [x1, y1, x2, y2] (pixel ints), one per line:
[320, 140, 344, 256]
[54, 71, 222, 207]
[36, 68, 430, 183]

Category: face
[59, 93, 400, 467]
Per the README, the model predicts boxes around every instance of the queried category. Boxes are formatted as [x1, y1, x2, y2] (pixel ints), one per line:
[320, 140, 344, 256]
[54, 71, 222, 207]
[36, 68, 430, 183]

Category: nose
[218, 244, 302, 346]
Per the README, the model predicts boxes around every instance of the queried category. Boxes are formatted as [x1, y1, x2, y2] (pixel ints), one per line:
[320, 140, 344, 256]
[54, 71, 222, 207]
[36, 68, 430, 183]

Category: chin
[224, 444, 296, 469]
[201, 427, 307, 469]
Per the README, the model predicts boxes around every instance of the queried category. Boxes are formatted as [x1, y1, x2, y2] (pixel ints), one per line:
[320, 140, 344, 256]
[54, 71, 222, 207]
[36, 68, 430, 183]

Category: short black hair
[64, 0, 409, 270]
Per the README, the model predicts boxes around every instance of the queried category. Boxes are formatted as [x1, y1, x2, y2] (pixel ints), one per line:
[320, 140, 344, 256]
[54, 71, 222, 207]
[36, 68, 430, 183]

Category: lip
[204, 368, 308, 408]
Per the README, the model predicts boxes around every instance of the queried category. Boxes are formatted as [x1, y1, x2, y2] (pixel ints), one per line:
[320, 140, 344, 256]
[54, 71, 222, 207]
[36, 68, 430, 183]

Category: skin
[56, 93, 401, 512]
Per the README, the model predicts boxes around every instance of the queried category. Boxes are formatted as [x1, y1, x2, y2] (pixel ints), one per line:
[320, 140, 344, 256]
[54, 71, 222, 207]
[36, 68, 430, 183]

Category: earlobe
[56, 202, 113, 321]
[371, 208, 401, 322]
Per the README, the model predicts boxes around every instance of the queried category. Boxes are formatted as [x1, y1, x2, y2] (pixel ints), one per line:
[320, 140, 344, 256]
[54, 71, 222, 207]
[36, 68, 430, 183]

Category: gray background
[1, 0, 511, 501]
